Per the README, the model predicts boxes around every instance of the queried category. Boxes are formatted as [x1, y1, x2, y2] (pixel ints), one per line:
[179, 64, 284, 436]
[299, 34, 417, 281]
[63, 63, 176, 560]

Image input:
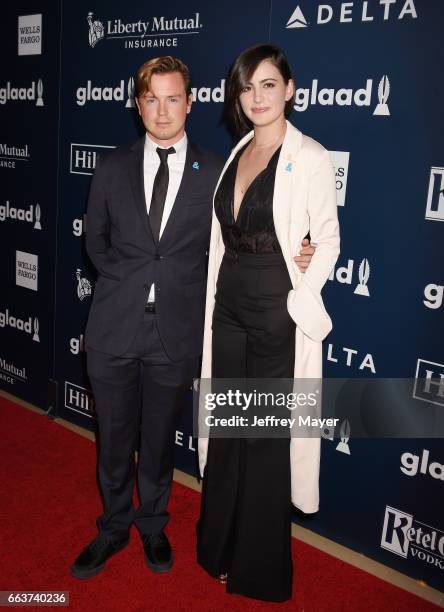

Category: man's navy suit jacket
[85, 135, 224, 362]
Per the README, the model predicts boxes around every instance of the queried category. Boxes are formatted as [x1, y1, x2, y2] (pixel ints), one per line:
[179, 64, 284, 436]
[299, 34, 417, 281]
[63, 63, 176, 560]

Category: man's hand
[294, 238, 316, 273]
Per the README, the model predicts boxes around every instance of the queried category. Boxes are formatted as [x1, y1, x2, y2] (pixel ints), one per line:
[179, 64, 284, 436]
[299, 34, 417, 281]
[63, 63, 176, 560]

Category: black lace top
[215, 143, 282, 254]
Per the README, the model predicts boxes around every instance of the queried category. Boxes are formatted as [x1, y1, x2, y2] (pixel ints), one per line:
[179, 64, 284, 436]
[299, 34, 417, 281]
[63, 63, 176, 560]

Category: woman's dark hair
[226, 44, 295, 136]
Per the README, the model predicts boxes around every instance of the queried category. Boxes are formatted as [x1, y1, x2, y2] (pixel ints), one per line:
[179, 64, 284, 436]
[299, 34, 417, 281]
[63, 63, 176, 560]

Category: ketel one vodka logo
[293, 75, 390, 116]
[0, 309, 40, 342]
[87, 12, 105, 47]
[76, 269, 93, 301]
[0, 79, 44, 106]
[0, 201, 41, 229]
[381, 506, 444, 569]
[76, 77, 134, 107]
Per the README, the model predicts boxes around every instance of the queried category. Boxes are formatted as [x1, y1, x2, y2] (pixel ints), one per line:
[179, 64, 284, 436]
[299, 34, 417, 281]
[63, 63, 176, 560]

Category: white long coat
[198, 120, 340, 513]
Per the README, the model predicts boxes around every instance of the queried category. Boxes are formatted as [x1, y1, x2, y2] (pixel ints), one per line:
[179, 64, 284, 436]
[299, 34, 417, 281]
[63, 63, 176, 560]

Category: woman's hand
[294, 238, 316, 273]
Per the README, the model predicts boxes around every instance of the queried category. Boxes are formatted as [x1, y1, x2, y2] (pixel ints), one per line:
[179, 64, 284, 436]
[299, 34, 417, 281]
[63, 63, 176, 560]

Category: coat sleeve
[287, 148, 340, 342]
[85, 156, 112, 275]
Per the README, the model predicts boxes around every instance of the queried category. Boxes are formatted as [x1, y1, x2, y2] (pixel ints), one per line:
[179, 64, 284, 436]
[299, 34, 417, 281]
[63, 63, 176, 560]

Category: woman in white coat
[196, 44, 340, 602]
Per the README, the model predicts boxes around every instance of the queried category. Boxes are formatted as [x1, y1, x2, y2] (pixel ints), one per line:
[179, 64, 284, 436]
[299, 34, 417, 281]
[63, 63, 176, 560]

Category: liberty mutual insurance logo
[76, 269, 93, 301]
[86, 10, 202, 50]
[87, 12, 105, 47]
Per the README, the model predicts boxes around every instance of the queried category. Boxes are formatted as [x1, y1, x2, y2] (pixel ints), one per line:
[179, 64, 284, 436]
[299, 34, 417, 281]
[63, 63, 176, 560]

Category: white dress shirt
[143, 132, 188, 302]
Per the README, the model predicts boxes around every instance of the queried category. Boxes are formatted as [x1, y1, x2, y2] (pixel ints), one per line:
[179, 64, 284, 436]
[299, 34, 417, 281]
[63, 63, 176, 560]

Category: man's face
[135, 71, 192, 146]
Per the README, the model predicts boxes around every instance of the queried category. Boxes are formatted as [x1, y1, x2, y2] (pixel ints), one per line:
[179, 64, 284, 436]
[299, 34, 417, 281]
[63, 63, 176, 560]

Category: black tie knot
[156, 147, 175, 163]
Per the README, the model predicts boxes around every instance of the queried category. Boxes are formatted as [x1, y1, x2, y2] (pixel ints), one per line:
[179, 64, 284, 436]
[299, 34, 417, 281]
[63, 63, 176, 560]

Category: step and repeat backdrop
[1, 0, 443, 593]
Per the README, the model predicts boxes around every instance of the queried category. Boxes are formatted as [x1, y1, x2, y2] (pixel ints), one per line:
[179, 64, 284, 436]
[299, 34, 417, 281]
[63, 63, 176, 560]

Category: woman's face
[238, 59, 294, 128]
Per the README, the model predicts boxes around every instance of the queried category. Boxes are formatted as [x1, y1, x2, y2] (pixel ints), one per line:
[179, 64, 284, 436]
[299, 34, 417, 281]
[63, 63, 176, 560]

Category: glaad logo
[191, 80, 225, 103]
[413, 359, 444, 407]
[0, 201, 41, 229]
[381, 506, 444, 569]
[400, 449, 444, 481]
[329, 151, 350, 206]
[328, 258, 371, 296]
[336, 419, 351, 454]
[0, 309, 40, 342]
[73, 215, 86, 237]
[16, 250, 38, 291]
[65, 381, 95, 417]
[327, 343, 376, 373]
[294, 76, 390, 115]
[87, 12, 105, 47]
[425, 167, 444, 222]
[0, 79, 44, 106]
[423, 283, 443, 310]
[86, 11, 202, 50]
[70, 334, 85, 355]
[0, 143, 30, 169]
[76, 269, 93, 301]
[0, 356, 27, 385]
[70, 143, 115, 175]
[286, 2, 418, 29]
[76, 78, 134, 107]
[18, 14, 42, 55]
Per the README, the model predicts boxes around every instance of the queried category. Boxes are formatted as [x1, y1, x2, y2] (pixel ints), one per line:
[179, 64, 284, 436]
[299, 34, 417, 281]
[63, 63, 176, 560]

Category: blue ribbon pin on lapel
[192, 161, 200, 170]
[285, 162, 293, 172]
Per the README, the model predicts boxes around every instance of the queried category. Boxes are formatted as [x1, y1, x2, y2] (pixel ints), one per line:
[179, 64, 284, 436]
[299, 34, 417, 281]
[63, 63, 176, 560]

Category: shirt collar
[144, 132, 187, 161]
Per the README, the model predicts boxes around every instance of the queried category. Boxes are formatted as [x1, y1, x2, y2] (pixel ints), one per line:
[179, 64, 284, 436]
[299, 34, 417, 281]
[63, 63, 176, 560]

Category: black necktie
[149, 146, 175, 242]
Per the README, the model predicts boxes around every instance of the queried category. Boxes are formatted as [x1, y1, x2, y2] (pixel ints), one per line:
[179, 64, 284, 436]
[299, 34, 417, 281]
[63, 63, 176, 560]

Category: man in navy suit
[71, 55, 314, 579]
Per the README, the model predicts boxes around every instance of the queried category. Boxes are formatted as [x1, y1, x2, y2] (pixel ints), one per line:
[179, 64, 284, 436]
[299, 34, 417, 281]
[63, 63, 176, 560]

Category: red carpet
[0, 396, 439, 611]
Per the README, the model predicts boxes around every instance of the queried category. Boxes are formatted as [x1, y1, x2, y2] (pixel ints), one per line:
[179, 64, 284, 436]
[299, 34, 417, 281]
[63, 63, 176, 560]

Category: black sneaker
[71, 534, 129, 579]
[142, 531, 173, 573]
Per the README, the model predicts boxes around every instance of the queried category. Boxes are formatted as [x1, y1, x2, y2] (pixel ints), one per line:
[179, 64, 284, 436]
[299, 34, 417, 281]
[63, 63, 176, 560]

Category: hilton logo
[70, 143, 115, 175]
[425, 167, 444, 221]
[381, 506, 444, 569]
[413, 359, 444, 407]
[64, 381, 96, 417]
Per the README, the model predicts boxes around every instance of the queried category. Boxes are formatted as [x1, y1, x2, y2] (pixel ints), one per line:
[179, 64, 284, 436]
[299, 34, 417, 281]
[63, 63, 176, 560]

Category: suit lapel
[158, 141, 199, 247]
[128, 136, 154, 243]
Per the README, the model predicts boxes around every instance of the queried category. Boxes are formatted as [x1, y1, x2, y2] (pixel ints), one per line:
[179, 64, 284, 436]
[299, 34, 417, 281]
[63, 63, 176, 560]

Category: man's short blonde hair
[135, 56, 192, 98]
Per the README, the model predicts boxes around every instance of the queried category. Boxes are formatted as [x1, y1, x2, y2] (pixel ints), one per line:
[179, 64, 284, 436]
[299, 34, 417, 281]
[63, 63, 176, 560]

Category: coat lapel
[273, 121, 304, 288]
[128, 136, 154, 243]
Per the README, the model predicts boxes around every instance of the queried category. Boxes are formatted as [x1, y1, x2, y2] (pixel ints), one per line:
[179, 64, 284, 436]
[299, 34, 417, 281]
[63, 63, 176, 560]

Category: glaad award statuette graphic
[34, 204, 42, 230]
[76, 269, 92, 301]
[336, 419, 351, 454]
[36, 79, 44, 106]
[354, 258, 370, 296]
[373, 75, 390, 116]
[33, 317, 40, 342]
[87, 12, 105, 48]
[126, 77, 135, 108]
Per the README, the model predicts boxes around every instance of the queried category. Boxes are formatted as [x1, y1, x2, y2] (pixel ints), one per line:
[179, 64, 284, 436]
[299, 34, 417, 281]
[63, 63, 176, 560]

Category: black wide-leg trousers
[197, 250, 296, 602]
[87, 312, 197, 541]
